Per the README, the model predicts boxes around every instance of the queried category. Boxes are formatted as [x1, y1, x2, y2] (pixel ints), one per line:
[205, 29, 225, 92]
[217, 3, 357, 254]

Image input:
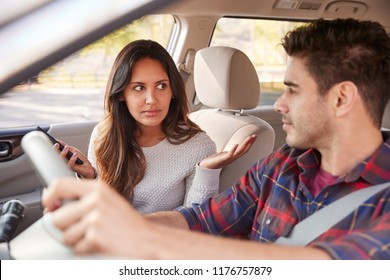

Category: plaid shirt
[177, 132, 390, 259]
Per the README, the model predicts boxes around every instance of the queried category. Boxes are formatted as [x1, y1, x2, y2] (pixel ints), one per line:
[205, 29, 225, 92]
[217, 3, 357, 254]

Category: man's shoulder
[258, 144, 317, 172]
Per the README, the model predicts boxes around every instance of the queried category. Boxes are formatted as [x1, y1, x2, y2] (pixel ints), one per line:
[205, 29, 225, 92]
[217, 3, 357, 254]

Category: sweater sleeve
[183, 133, 221, 207]
[184, 164, 221, 207]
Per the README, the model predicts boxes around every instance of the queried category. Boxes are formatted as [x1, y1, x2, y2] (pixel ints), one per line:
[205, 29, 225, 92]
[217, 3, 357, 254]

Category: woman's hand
[54, 142, 96, 179]
[199, 134, 257, 169]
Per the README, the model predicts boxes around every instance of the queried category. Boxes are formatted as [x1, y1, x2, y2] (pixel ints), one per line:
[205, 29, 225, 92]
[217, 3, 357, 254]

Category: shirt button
[265, 219, 271, 225]
[299, 187, 303, 192]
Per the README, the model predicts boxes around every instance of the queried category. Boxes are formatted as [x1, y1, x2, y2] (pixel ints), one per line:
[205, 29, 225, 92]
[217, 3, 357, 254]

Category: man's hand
[42, 178, 150, 257]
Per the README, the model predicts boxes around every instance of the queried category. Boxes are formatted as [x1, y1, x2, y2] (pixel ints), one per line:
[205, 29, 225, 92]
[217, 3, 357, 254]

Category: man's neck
[318, 128, 383, 176]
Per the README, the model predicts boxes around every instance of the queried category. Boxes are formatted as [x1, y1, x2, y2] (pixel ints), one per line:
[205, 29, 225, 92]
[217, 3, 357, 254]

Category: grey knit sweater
[88, 126, 221, 214]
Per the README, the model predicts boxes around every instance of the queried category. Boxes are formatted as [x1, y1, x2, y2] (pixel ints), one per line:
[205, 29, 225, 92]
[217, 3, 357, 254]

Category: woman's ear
[333, 81, 359, 118]
[119, 94, 124, 102]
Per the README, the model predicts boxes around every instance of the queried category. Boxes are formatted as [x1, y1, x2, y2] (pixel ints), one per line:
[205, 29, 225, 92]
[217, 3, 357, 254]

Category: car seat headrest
[382, 100, 390, 129]
[194, 46, 260, 110]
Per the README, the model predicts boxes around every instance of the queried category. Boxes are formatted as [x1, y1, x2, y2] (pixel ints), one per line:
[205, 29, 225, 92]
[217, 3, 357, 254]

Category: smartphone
[36, 126, 84, 165]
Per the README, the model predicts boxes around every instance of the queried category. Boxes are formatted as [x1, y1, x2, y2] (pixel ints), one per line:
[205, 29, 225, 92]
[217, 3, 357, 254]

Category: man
[43, 18, 390, 259]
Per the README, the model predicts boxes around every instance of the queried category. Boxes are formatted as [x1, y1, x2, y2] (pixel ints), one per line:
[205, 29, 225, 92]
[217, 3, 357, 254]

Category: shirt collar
[296, 131, 390, 185]
[351, 131, 390, 184]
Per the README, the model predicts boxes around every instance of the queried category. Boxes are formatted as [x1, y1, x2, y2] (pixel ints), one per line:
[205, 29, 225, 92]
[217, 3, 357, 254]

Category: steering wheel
[7, 131, 83, 259]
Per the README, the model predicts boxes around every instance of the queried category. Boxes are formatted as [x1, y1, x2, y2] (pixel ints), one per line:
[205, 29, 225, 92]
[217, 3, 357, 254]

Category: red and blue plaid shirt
[177, 132, 390, 259]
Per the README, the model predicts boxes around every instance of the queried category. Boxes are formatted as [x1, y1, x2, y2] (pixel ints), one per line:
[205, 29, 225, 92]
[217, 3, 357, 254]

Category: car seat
[190, 46, 275, 192]
[382, 100, 390, 130]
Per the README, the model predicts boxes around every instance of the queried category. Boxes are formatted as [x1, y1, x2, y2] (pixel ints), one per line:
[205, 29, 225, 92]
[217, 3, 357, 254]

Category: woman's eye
[134, 85, 144, 91]
[157, 83, 167, 90]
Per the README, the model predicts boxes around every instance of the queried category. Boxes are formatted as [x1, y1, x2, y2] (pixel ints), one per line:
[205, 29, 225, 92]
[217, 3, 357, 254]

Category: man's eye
[286, 87, 295, 95]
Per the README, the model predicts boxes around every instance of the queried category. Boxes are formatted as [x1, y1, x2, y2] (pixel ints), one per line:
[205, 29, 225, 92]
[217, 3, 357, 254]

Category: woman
[58, 40, 255, 213]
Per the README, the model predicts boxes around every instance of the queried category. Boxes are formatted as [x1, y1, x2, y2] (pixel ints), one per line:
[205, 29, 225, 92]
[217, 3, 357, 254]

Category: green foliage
[212, 18, 304, 66]
[81, 15, 173, 57]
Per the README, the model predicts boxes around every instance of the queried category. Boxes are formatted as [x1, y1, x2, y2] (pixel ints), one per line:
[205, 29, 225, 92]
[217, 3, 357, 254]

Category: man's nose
[274, 92, 288, 114]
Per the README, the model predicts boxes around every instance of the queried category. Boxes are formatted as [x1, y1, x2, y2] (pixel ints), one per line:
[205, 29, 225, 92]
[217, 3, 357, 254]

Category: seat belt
[177, 48, 195, 83]
[275, 182, 390, 246]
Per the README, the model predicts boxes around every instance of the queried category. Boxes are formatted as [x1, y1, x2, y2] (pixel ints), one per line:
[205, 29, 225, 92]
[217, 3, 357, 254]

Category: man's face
[274, 57, 332, 149]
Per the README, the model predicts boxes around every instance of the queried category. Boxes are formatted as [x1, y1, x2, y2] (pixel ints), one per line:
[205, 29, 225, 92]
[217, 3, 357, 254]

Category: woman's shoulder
[182, 131, 216, 156]
[190, 131, 215, 145]
[174, 125, 214, 145]
[168, 131, 214, 147]
[90, 123, 101, 140]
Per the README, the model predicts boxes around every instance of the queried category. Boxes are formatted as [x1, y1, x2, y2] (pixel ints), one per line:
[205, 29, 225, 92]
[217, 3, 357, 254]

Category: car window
[0, 0, 51, 26]
[0, 14, 174, 128]
[210, 17, 305, 106]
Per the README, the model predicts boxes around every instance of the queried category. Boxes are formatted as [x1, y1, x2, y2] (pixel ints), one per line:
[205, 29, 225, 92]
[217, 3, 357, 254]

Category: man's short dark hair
[282, 18, 390, 128]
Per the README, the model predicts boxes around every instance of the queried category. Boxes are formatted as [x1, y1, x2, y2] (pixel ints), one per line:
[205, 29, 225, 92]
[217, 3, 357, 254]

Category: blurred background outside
[0, 16, 303, 128]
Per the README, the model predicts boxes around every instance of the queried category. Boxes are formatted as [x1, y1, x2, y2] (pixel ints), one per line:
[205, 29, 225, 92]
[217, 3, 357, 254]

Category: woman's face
[122, 57, 173, 131]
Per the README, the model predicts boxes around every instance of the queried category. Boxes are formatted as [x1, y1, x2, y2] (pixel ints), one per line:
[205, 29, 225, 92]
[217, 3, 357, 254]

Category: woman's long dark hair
[95, 40, 202, 200]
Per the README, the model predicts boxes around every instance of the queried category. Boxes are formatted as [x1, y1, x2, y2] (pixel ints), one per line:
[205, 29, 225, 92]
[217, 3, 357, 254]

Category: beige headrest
[382, 100, 390, 129]
[194, 46, 260, 110]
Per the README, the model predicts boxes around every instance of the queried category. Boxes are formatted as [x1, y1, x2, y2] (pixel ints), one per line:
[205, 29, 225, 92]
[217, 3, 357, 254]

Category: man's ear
[333, 81, 358, 117]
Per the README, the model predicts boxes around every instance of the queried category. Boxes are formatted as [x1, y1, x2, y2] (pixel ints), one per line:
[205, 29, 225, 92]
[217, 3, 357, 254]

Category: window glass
[0, 0, 51, 26]
[210, 18, 305, 106]
[1, 15, 174, 128]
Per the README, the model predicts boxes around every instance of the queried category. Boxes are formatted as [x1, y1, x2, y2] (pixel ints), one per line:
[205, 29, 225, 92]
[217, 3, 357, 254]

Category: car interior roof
[160, 0, 390, 30]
